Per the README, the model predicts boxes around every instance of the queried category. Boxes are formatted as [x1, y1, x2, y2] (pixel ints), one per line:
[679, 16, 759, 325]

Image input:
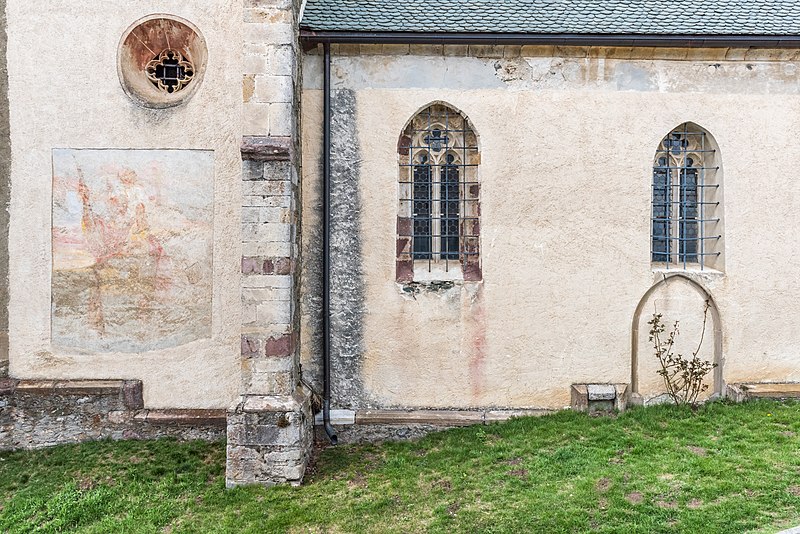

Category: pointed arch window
[652, 124, 723, 270]
[397, 104, 480, 282]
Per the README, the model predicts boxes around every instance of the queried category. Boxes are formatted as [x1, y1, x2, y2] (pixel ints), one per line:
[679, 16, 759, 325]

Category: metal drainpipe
[322, 42, 338, 445]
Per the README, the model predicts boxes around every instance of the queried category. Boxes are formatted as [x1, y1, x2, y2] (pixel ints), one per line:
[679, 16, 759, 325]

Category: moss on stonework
[402, 280, 456, 295]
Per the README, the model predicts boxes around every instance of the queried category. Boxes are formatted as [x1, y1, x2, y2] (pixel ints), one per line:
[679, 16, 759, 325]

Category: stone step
[727, 383, 800, 402]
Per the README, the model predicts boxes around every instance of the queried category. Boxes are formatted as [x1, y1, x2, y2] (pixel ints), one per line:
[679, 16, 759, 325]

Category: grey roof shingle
[300, 1, 800, 35]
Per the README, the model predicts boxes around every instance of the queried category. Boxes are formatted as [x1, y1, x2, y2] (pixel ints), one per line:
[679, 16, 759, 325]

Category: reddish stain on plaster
[468, 284, 488, 400]
[127, 19, 195, 70]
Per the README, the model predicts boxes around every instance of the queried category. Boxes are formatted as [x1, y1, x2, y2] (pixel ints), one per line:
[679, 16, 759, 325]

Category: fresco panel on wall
[51, 149, 214, 353]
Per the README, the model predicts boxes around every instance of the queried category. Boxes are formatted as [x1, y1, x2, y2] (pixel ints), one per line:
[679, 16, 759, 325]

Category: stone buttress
[226, 0, 312, 487]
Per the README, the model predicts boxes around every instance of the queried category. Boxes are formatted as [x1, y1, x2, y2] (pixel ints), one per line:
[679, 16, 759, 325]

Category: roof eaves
[299, 30, 800, 48]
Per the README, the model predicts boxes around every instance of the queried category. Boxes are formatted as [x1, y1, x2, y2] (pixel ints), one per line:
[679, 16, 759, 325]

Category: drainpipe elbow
[323, 399, 338, 445]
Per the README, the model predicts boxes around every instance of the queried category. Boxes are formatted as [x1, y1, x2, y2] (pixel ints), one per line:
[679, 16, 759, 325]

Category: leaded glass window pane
[441, 156, 460, 260]
[652, 157, 671, 263]
[413, 160, 432, 259]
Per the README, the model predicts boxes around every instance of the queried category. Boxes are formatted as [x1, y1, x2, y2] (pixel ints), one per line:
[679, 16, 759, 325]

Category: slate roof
[300, 1, 800, 35]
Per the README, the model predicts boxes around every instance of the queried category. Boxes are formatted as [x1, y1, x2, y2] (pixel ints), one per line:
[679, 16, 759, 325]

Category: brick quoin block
[241, 335, 262, 357]
[265, 333, 294, 357]
[273, 257, 292, 275]
[396, 216, 412, 237]
[464, 261, 482, 281]
[396, 259, 413, 282]
[242, 257, 261, 274]
[262, 258, 275, 274]
[122, 381, 144, 410]
[242, 256, 293, 275]
[396, 237, 411, 257]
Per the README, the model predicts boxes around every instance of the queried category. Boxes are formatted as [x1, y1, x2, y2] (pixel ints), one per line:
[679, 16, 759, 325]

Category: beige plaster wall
[301, 47, 800, 410]
[6, 1, 243, 408]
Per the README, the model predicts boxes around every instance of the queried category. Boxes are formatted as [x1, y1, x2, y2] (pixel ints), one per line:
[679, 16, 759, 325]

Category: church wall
[301, 45, 800, 411]
[5, 1, 244, 409]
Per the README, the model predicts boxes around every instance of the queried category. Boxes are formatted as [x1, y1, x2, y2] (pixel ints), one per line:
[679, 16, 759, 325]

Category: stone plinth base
[727, 383, 800, 402]
[571, 383, 630, 413]
[226, 388, 313, 487]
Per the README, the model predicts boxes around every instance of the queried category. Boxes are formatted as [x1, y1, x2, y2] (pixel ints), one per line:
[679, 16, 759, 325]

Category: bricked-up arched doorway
[630, 274, 723, 403]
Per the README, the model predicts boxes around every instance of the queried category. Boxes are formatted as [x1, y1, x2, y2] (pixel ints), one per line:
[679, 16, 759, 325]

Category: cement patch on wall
[52, 149, 214, 353]
[328, 89, 367, 408]
[0, 0, 9, 376]
[299, 88, 369, 406]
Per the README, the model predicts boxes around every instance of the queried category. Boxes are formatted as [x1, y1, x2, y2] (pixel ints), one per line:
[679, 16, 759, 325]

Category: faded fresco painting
[52, 149, 214, 353]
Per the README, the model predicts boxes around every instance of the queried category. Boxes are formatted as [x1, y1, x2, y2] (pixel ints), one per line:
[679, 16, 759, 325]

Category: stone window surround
[117, 14, 208, 109]
[396, 102, 482, 284]
[650, 122, 724, 273]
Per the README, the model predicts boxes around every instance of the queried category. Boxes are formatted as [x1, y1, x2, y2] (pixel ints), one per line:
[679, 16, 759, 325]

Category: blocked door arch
[630, 274, 723, 398]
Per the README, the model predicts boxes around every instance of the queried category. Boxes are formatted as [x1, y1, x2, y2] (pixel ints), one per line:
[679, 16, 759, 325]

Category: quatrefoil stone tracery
[145, 49, 195, 94]
[659, 132, 702, 168]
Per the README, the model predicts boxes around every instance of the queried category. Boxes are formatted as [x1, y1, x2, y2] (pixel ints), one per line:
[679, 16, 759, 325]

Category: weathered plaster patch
[400, 280, 456, 296]
[299, 89, 367, 406]
[51, 149, 214, 353]
[614, 62, 657, 91]
[499, 57, 585, 88]
[305, 51, 800, 95]
[317, 56, 504, 90]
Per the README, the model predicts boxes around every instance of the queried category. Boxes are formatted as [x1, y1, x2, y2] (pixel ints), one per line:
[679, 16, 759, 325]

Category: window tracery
[146, 50, 195, 94]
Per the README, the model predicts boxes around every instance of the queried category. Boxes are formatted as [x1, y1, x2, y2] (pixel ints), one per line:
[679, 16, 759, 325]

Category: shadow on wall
[631, 274, 723, 404]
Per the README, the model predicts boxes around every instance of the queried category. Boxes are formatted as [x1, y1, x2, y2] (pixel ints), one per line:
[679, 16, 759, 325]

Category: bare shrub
[647, 300, 717, 406]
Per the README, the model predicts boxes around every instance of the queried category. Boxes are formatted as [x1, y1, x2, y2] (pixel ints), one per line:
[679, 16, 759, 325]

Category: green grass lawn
[2, 400, 800, 533]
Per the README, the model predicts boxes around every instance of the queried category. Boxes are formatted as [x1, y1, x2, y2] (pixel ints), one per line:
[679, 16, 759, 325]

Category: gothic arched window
[652, 123, 723, 270]
[397, 104, 480, 282]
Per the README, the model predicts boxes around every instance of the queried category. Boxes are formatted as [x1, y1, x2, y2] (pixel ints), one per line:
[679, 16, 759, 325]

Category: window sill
[413, 261, 463, 282]
[651, 265, 723, 276]
[651, 265, 724, 285]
